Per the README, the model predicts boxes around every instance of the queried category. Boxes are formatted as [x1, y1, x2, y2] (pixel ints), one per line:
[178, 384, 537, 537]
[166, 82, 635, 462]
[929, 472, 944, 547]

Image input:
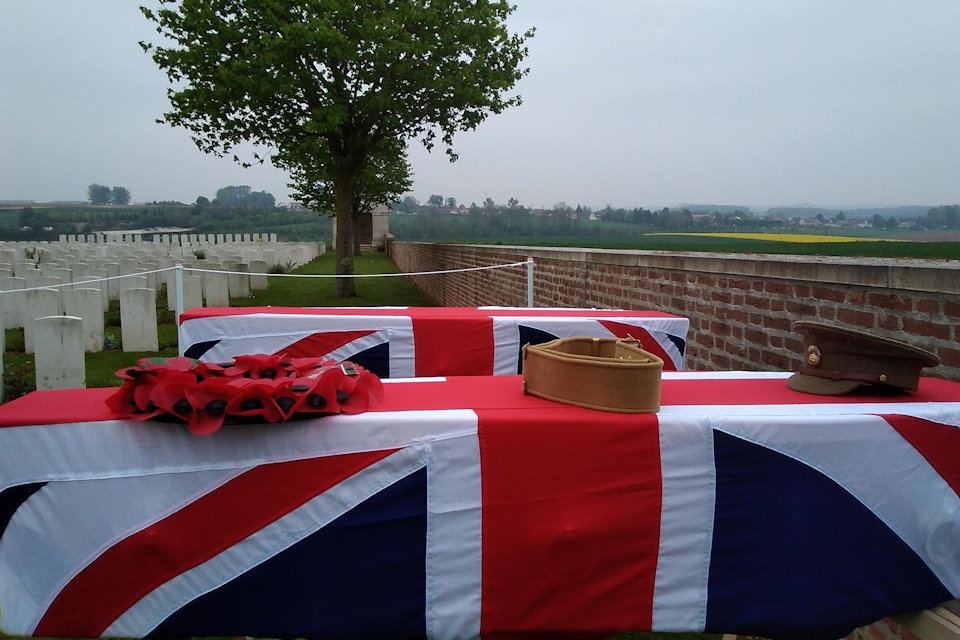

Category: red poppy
[147, 371, 202, 420]
[223, 353, 289, 380]
[287, 357, 338, 377]
[183, 378, 243, 435]
[105, 377, 143, 415]
[290, 369, 340, 415]
[266, 378, 305, 420]
[224, 378, 285, 423]
[357, 369, 384, 403]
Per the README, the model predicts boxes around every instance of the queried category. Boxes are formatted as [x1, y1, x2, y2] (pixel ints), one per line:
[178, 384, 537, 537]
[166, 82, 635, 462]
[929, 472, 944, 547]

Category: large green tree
[141, 0, 533, 297]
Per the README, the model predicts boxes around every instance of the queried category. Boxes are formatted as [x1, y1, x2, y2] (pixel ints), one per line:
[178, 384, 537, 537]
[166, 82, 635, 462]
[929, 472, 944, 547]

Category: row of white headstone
[0, 237, 325, 399]
[60, 231, 281, 245]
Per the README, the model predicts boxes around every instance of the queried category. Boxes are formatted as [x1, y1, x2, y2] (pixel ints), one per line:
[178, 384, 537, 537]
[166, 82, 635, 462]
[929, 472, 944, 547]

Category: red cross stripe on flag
[179, 306, 689, 376]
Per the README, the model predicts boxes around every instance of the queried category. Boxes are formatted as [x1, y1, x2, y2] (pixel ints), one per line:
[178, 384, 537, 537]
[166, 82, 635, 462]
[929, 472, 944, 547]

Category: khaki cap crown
[786, 321, 940, 396]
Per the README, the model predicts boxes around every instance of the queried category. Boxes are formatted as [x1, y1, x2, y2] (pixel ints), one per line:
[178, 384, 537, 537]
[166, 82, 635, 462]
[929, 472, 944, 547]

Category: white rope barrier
[0, 260, 532, 294]
[0, 267, 179, 294]
[0, 259, 536, 307]
[181, 260, 531, 279]
[1, 258, 537, 359]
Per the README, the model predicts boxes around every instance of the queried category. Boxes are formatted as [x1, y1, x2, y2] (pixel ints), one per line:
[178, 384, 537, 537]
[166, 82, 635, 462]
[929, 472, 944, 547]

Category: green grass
[461, 233, 960, 259]
[2, 250, 434, 401]
[230, 248, 436, 308]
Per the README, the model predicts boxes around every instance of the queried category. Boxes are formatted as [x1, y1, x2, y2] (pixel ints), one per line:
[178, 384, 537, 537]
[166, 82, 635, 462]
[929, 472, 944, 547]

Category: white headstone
[182, 273, 204, 312]
[104, 263, 121, 299]
[83, 271, 111, 311]
[0, 276, 26, 329]
[120, 287, 159, 352]
[228, 263, 250, 298]
[117, 274, 149, 299]
[248, 259, 268, 290]
[165, 268, 178, 310]
[50, 267, 73, 284]
[23, 268, 43, 289]
[24, 288, 63, 353]
[63, 287, 105, 352]
[203, 270, 230, 307]
[262, 249, 277, 268]
[34, 315, 85, 390]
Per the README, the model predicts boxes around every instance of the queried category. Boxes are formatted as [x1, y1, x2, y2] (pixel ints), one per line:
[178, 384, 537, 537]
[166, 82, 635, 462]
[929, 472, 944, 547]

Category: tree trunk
[334, 165, 356, 298]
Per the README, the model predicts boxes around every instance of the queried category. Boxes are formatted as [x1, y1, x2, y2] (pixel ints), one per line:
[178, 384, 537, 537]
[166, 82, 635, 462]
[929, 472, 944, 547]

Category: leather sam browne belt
[522, 337, 663, 413]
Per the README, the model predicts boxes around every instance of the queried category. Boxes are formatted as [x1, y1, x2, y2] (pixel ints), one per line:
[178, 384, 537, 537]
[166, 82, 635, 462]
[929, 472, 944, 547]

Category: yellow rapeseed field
[650, 232, 882, 243]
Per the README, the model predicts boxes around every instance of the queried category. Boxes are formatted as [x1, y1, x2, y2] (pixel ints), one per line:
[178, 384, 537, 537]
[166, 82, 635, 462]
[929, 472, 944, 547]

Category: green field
[435, 232, 960, 260]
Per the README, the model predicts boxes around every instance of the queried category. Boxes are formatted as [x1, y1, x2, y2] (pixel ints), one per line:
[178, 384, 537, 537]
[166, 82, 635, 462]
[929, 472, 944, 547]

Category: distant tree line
[918, 205, 959, 229]
[87, 184, 131, 206]
[203, 185, 277, 209]
[391, 196, 960, 240]
[0, 201, 328, 242]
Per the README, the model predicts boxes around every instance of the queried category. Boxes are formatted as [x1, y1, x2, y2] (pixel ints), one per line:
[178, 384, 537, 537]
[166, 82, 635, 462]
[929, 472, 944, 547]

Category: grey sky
[1, 1, 957, 210]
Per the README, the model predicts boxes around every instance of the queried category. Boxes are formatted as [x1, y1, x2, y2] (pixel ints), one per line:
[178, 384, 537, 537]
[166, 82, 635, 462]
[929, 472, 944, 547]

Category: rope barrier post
[175, 260, 185, 356]
[526, 256, 535, 307]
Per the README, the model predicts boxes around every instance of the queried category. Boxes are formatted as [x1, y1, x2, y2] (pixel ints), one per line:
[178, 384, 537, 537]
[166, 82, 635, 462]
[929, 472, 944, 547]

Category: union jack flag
[1, 372, 958, 640]
[178, 306, 689, 375]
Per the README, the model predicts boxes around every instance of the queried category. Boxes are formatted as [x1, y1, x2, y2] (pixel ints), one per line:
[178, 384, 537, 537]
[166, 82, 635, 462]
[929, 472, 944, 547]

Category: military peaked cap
[787, 321, 940, 396]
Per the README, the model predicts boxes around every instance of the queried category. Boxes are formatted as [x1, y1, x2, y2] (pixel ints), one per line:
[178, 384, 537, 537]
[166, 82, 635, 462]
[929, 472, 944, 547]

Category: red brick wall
[386, 239, 960, 382]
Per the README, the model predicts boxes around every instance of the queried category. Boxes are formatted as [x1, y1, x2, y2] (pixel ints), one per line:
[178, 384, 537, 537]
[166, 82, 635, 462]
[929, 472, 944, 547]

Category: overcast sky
[1, 1, 957, 210]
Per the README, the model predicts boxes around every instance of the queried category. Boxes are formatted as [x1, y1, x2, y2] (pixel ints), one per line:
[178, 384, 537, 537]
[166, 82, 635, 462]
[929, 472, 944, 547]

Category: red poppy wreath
[105, 354, 384, 435]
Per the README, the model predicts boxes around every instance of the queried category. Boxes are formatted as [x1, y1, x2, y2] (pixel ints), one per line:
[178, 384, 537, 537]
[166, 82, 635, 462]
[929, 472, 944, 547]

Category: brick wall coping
[456, 244, 959, 295]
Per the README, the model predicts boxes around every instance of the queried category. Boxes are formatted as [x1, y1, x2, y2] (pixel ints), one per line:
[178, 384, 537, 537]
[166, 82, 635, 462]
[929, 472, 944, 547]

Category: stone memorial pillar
[120, 288, 159, 352]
